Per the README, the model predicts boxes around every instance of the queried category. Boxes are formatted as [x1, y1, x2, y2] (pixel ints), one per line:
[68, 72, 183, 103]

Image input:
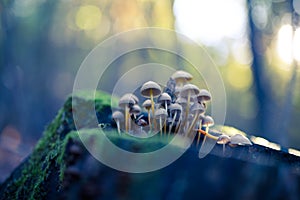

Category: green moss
[0, 90, 115, 200]
[0, 89, 246, 199]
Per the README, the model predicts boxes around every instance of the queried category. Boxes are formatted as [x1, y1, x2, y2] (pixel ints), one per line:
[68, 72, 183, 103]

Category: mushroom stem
[164, 118, 167, 136]
[174, 118, 181, 134]
[187, 111, 199, 137]
[147, 109, 151, 132]
[116, 120, 121, 135]
[198, 129, 218, 140]
[159, 116, 162, 136]
[128, 112, 131, 132]
[185, 90, 191, 122]
[168, 112, 177, 136]
[125, 106, 129, 132]
[165, 101, 168, 112]
[196, 120, 202, 147]
[150, 89, 156, 130]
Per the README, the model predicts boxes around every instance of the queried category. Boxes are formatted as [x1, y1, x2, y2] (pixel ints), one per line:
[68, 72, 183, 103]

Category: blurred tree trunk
[248, 1, 299, 199]
[247, 0, 283, 143]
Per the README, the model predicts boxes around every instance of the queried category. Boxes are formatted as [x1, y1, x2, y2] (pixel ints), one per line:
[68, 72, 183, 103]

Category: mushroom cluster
[111, 70, 252, 150]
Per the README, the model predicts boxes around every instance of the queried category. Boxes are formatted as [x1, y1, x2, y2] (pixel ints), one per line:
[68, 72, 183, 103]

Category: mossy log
[1, 91, 300, 200]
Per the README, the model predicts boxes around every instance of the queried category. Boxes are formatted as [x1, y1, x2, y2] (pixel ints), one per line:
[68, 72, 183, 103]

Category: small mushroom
[217, 135, 231, 154]
[157, 92, 172, 111]
[176, 96, 187, 108]
[142, 99, 152, 130]
[229, 134, 252, 147]
[180, 84, 200, 126]
[119, 94, 135, 132]
[130, 104, 141, 118]
[154, 108, 168, 136]
[112, 111, 124, 135]
[202, 115, 214, 133]
[171, 70, 193, 87]
[168, 103, 182, 136]
[130, 105, 141, 132]
[140, 81, 162, 129]
[199, 115, 215, 148]
[197, 89, 212, 103]
[187, 103, 205, 137]
[121, 93, 140, 104]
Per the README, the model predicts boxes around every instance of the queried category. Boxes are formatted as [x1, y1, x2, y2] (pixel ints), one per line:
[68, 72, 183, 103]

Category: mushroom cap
[130, 104, 141, 114]
[230, 134, 252, 145]
[157, 92, 171, 104]
[202, 115, 214, 127]
[190, 103, 205, 114]
[217, 135, 231, 144]
[176, 97, 187, 105]
[180, 84, 200, 97]
[112, 111, 124, 121]
[197, 89, 212, 102]
[121, 93, 139, 104]
[154, 108, 168, 119]
[169, 103, 182, 112]
[140, 81, 162, 98]
[171, 70, 193, 82]
[142, 99, 152, 110]
[119, 94, 136, 107]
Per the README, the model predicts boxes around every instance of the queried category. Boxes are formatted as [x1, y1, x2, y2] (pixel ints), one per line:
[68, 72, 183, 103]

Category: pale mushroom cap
[180, 84, 200, 97]
[169, 103, 182, 112]
[217, 135, 231, 144]
[176, 97, 187, 105]
[142, 99, 152, 110]
[157, 92, 171, 104]
[140, 81, 162, 97]
[230, 134, 252, 145]
[190, 103, 205, 114]
[202, 115, 214, 126]
[130, 104, 141, 114]
[121, 93, 139, 104]
[112, 111, 124, 121]
[197, 89, 212, 102]
[154, 108, 168, 119]
[119, 94, 135, 107]
[171, 70, 193, 82]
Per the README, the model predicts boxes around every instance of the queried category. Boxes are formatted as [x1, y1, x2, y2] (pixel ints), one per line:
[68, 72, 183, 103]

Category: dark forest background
[0, 0, 300, 182]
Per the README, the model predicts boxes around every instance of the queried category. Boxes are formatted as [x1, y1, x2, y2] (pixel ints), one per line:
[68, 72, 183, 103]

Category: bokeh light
[277, 24, 300, 64]
[76, 5, 102, 30]
[173, 0, 247, 45]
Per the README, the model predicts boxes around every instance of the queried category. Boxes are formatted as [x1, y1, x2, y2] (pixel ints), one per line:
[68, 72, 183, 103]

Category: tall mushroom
[179, 84, 200, 127]
[118, 94, 135, 132]
[171, 70, 193, 88]
[112, 111, 124, 135]
[168, 103, 182, 136]
[140, 81, 162, 130]
[217, 135, 231, 155]
[187, 103, 205, 137]
[196, 89, 212, 103]
[142, 99, 152, 130]
[154, 108, 168, 136]
[157, 92, 172, 111]
[200, 115, 215, 148]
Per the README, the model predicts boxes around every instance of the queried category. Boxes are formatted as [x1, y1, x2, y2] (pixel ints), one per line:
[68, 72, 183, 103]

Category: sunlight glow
[76, 5, 102, 30]
[277, 24, 300, 64]
[173, 0, 247, 45]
